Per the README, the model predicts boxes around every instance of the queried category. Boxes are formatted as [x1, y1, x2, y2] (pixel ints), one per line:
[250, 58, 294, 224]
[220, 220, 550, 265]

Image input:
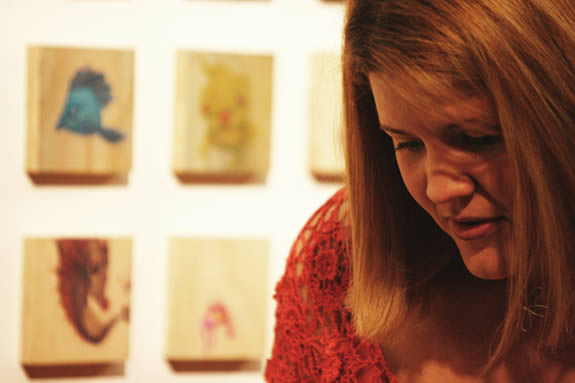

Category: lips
[450, 217, 504, 240]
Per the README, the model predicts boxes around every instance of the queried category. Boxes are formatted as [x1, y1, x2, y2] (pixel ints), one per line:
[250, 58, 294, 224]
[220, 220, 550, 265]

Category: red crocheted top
[265, 189, 398, 383]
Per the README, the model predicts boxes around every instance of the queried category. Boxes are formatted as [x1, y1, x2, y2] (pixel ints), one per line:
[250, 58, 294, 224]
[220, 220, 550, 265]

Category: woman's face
[369, 74, 513, 279]
[87, 241, 109, 303]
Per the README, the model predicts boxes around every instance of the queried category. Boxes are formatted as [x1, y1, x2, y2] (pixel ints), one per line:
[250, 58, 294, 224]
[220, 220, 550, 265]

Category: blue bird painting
[56, 68, 124, 143]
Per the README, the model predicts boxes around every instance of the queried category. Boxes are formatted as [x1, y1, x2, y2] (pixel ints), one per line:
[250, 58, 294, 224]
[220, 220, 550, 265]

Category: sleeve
[264, 189, 351, 382]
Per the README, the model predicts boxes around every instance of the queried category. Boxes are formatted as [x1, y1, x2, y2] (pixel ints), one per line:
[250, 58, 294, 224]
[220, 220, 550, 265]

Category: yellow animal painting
[199, 62, 253, 169]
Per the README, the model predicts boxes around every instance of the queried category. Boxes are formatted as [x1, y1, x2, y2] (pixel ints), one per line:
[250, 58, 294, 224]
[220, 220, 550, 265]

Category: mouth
[450, 217, 505, 240]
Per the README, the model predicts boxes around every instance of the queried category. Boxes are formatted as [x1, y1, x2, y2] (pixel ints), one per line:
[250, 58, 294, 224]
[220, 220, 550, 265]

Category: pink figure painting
[201, 302, 235, 353]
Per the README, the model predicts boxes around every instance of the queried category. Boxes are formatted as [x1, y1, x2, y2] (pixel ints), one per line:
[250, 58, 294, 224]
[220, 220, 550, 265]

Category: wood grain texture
[166, 238, 268, 360]
[26, 46, 134, 177]
[21, 238, 132, 365]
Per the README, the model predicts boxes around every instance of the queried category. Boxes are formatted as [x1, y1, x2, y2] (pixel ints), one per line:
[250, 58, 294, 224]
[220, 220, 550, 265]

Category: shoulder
[267, 188, 394, 382]
[273, 188, 352, 336]
[294, 187, 349, 259]
[285, 187, 351, 298]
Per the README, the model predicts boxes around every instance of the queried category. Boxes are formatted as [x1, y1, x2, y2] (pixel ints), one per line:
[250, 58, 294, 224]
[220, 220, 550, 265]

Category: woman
[57, 239, 130, 344]
[266, 0, 575, 381]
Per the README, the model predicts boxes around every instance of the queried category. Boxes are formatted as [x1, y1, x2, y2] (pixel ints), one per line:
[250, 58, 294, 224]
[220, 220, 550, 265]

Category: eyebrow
[380, 125, 409, 135]
[380, 118, 493, 135]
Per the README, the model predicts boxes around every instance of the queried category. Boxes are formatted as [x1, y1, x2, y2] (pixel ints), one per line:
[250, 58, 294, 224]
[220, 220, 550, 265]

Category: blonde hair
[343, 0, 575, 369]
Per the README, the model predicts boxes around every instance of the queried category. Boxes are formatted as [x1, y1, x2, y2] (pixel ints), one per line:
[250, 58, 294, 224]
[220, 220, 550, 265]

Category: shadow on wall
[22, 363, 125, 379]
[168, 360, 262, 372]
[22, 360, 262, 378]
[28, 173, 129, 186]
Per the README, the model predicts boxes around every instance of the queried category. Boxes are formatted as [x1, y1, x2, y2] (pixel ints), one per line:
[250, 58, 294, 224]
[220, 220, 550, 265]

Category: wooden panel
[21, 238, 132, 365]
[26, 46, 134, 176]
[173, 51, 273, 181]
[309, 53, 345, 181]
[166, 238, 268, 360]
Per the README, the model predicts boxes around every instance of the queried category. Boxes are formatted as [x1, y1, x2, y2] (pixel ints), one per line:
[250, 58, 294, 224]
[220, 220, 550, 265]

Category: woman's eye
[394, 140, 423, 152]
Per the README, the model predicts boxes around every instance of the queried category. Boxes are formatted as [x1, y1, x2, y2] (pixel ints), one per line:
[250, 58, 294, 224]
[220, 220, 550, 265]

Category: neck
[385, 263, 575, 382]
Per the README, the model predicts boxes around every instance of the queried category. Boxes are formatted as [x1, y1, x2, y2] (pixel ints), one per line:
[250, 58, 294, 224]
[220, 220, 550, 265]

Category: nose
[425, 152, 475, 205]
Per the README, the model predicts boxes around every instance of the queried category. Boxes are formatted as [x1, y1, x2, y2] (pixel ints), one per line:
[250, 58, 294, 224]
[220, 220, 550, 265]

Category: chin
[458, 246, 509, 280]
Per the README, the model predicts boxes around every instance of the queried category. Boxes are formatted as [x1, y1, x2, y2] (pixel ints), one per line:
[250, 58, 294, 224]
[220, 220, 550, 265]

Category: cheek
[477, 154, 513, 210]
[396, 158, 432, 212]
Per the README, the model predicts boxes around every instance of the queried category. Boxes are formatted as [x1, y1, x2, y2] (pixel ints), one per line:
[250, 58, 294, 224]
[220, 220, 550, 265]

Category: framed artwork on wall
[173, 51, 273, 182]
[21, 238, 132, 365]
[26, 46, 134, 179]
[308, 52, 345, 182]
[166, 238, 268, 361]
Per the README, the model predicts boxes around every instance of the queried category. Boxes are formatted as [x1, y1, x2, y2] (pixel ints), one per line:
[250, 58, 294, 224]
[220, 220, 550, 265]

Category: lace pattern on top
[265, 189, 397, 383]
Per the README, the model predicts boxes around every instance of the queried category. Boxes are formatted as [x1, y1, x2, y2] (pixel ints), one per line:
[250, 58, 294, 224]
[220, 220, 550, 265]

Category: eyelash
[394, 141, 423, 152]
[393, 134, 501, 153]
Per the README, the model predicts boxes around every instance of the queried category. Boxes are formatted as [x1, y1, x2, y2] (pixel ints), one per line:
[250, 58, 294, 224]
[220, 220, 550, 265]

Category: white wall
[0, 0, 344, 382]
